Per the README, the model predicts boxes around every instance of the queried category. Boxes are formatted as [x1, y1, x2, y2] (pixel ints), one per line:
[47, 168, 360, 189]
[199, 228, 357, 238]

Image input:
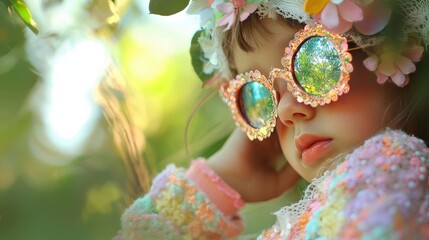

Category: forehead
[233, 19, 298, 76]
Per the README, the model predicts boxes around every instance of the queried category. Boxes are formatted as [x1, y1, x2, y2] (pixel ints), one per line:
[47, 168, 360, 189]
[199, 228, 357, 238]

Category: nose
[277, 90, 316, 127]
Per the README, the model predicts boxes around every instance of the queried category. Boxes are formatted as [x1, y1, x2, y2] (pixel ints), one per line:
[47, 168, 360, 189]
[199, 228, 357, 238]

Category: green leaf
[190, 30, 214, 84]
[149, 0, 189, 16]
[0, 3, 24, 57]
[9, 0, 39, 34]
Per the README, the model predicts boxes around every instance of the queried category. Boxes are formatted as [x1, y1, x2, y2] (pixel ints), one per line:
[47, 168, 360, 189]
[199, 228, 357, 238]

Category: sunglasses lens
[239, 82, 275, 129]
[294, 36, 342, 96]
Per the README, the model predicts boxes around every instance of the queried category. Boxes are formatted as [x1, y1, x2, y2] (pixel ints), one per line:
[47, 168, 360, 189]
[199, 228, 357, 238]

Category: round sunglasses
[221, 25, 354, 141]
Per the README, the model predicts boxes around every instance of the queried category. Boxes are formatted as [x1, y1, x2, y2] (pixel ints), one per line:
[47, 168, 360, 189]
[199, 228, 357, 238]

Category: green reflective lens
[239, 82, 275, 129]
[294, 36, 342, 96]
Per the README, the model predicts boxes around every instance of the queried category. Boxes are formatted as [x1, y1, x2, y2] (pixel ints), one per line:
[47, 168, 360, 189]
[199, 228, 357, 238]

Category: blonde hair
[220, 13, 303, 74]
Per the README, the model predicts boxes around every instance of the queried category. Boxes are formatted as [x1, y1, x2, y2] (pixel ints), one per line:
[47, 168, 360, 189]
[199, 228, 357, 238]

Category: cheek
[331, 101, 385, 138]
[276, 120, 297, 160]
[326, 72, 389, 140]
[276, 120, 292, 150]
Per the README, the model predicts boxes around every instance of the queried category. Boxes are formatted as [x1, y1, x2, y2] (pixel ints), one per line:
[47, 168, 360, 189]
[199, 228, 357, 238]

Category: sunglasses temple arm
[219, 82, 230, 101]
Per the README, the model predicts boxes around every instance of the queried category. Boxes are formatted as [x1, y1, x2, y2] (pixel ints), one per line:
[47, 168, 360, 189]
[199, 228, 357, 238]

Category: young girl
[116, 0, 429, 239]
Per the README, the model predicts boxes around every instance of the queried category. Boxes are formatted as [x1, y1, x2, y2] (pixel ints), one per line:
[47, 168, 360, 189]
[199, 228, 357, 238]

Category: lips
[295, 134, 333, 165]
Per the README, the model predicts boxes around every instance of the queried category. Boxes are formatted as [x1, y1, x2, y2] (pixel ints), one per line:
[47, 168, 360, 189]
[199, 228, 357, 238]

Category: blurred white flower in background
[22, 0, 199, 165]
[24, 0, 117, 164]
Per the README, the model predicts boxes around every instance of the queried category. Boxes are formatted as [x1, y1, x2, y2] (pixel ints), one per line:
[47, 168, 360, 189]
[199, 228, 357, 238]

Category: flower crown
[150, 0, 429, 87]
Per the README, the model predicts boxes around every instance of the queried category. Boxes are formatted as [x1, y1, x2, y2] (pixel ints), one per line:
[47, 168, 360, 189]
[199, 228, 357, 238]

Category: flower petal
[218, 12, 236, 31]
[391, 70, 407, 87]
[240, 3, 259, 21]
[304, 0, 330, 14]
[203, 61, 216, 74]
[378, 54, 396, 76]
[403, 75, 410, 87]
[187, 0, 206, 14]
[240, 11, 250, 21]
[321, 2, 340, 28]
[217, 13, 230, 26]
[396, 56, 416, 75]
[217, 2, 233, 14]
[402, 46, 424, 62]
[226, 12, 237, 30]
[228, 12, 238, 31]
[338, 0, 363, 22]
[199, 8, 215, 29]
[376, 71, 388, 84]
[243, 3, 259, 13]
[363, 55, 379, 72]
[321, 18, 352, 34]
[354, 0, 391, 35]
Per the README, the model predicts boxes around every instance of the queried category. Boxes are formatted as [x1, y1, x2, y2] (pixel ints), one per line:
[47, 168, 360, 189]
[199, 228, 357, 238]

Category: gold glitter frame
[220, 70, 278, 141]
[279, 24, 353, 107]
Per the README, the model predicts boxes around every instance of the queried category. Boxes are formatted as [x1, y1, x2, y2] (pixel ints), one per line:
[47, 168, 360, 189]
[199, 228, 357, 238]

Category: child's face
[233, 19, 389, 181]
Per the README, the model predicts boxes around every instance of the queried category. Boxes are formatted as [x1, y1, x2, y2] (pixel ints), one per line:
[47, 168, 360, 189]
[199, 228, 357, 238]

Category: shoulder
[352, 129, 428, 162]
[332, 129, 429, 219]
[341, 129, 428, 175]
[319, 129, 429, 216]
[338, 129, 429, 189]
[303, 130, 429, 238]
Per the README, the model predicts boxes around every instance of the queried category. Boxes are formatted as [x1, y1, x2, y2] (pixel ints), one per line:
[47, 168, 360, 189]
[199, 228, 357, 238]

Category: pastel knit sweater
[116, 130, 429, 239]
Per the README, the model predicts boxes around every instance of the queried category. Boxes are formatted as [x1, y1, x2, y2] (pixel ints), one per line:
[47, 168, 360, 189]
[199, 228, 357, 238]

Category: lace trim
[257, 0, 311, 24]
[400, 0, 429, 48]
[273, 169, 333, 238]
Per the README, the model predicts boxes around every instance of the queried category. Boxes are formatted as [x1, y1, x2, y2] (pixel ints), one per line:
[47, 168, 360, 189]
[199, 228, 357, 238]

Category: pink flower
[363, 45, 424, 87]
[314, 0, 364, 34]
[310, 0, 391, 35]
[353, 0, 391, 35]
[187, 0, 215, 14]
[217, 1, 259, 31]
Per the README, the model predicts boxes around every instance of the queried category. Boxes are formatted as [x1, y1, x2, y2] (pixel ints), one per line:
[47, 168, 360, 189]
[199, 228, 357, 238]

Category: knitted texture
[186, 159, 245, 215]
[261, 129, 429, 239]
[117, 129, 429, 239]
[117, 164, 243, 240]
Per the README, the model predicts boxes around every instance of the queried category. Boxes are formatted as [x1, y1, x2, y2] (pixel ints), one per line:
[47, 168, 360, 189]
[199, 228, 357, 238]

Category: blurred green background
[0, 0, 307, 239]
[4, 0, 429, 239]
